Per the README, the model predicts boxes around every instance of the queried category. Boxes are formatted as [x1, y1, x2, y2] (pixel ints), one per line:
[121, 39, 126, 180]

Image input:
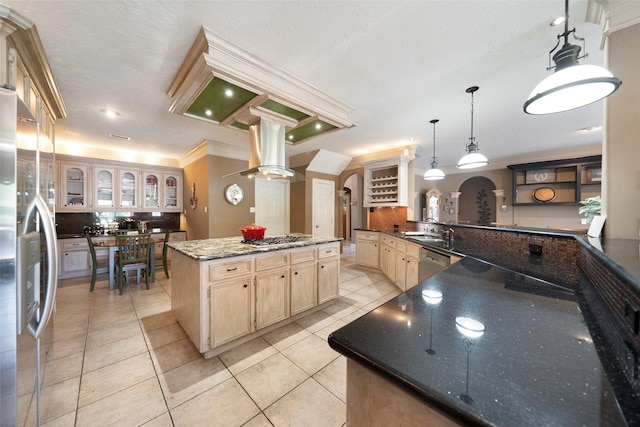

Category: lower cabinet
[318, 243, 340, 304]
[59, 238, 91, 279]
[290, 248, 318, 316]
[255, 268, 289, 329]
[405, 243, 421, 289]
[209, 276, 254, 348]
[318, 257, 340, 304]
[356, 231, 380, 268]
[182, 241, 341, 358]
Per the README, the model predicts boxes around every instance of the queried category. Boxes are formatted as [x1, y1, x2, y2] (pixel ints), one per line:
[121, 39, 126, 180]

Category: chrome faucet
[443, 227, 454, 247]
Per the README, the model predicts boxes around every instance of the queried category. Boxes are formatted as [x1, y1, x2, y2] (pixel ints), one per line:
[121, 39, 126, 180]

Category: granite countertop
[167, 234, 341, 261]
[328, 257, 628, 426]
[57, 228, 185, 239]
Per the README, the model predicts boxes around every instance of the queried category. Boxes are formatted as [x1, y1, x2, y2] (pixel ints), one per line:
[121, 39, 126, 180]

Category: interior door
[255, 178, 289, 236]
[312, 178, 335, 237]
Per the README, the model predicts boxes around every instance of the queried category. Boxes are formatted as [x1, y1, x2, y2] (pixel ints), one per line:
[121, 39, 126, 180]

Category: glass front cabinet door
[118, 169, 138, 209]
[59, 163, 88, 211]
[163, 173, 182, 211]
[94, 166, 115, 210]
[143, 173, 161, 209]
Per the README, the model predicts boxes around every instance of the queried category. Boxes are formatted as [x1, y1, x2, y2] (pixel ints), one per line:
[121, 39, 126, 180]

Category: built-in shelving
[508, 155, 601, 206]
[363, 156, 410, 207]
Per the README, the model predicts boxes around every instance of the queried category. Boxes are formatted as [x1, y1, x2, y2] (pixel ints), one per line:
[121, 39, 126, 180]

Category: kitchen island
[328, 256, 628, 426]
[168, 234, 341, 358]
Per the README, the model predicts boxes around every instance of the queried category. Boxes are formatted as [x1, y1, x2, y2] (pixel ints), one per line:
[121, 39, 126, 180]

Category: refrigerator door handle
[22, 194, 58, 340]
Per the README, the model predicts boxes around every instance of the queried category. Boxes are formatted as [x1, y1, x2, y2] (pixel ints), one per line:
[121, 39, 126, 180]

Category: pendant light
[457, 86, 488, 169]
[523, 0, 621, 114]
[424, 119, 445, 180]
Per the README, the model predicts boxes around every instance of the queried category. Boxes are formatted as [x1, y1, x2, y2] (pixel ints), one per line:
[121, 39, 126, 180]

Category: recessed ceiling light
[100, 109, 120, 119]
[550, 16, 565, 26]
[288, 135, 294, 140]
[315, 123, 322, 130]
[205, 109, 212, 116]
[224, 89, 233, 97]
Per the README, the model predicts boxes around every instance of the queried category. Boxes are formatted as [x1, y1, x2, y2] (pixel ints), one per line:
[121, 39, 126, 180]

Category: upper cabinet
[508, 155, 602, 206]
[94, 166, 116, 210]
[59, 163, 88, 211]
[362, 156, 410, 207]
[142, 171, 182, 212]
[57, 157, 182, 212]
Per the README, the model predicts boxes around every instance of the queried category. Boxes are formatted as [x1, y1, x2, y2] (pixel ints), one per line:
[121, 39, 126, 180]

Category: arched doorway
[458, 177, 497, 225]
[343, 173, 364, 242]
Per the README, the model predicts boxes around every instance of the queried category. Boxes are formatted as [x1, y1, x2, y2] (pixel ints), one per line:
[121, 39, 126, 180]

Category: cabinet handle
[243, 284, 248, 288]
[281, 275, 285, 278]
[294, 271, 298, 275]
[227, 267, 238, 272]
[325, 250, 331, 254]
[321, 265, 325, 269]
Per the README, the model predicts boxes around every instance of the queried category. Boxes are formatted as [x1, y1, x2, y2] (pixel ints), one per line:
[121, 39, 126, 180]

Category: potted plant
[579, 195, 601, 224]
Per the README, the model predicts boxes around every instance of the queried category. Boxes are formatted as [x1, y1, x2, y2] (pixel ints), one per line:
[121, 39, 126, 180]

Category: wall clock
[225, 184, 244, 205]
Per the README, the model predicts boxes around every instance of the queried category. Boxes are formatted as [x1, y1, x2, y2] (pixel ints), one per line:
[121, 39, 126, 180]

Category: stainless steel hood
[227, 108, 304, 181]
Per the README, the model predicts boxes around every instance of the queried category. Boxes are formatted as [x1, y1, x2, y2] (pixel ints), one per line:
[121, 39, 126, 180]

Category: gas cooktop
[241, 236, 300, 246]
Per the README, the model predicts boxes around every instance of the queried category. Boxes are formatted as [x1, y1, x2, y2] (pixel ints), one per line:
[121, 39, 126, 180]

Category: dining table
[93, 237, 164, 290]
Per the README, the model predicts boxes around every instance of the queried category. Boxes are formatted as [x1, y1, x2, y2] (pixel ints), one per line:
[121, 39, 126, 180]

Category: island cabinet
[355, 230, 380, 268]
[380, 234, 396, 283]
[290, 248, 318, 315]
[170, 239, 341, 358]
[255, 253, 290, 329]
[317, 244, 340, 304]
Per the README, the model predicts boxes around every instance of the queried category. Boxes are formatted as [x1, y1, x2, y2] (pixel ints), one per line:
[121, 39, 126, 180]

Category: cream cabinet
[405, 243, 421, 290]
[395, 239, 407, 290]
[209, 276, 254, 348]
[58, 163, 89, 211]
[255, 253, 290, 329]
[380, 234, 396, 283]
[58, 238, 91, 278]
[318, 243, 340, 304]
[290, 248, 317, 315]
[176, 241, 340, 357]
[57, 154, 183, 212]
[93, 166, 116, 210]
[356, 231, 380, 269]
[362, 156, 410, 207]
[118, 169, 139, 209]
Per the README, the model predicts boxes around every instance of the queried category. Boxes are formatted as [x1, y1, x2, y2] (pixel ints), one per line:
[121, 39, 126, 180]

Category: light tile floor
[33, 243, 401, 426]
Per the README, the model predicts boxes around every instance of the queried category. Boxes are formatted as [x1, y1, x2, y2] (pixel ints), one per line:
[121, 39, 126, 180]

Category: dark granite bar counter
[328, 257, 628, 426]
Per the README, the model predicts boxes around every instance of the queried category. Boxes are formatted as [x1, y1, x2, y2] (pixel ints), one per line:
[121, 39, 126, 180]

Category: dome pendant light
[457, 86, 488, 169]
[424, 119, 445, 180]
[523, 0, 621, 114]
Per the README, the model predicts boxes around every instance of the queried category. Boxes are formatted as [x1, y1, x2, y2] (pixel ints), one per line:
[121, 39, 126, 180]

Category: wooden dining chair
[115, 233, 151, 295]
[162, 230, 171, 278]
[87, 233, 109, 292]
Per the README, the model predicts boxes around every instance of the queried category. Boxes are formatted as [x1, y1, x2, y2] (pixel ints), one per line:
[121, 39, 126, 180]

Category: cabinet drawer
[209, 259, 252, 281]
[395, 239, 406, 253]
[60, 239, 89, 250]
[406, 242, 420, 259]
[380, 235, 396, 248]
[290, 248, 316, 265]
[318, 243, 340, 259]
[255, 252, 289, 271]
[356, 231, 379, 242]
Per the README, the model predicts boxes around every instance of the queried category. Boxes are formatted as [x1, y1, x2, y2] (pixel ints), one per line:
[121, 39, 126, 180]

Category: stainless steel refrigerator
[1, 87, 58, 425]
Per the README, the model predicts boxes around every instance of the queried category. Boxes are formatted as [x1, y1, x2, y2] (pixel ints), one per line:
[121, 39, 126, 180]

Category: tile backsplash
[56, 212, 180, 235]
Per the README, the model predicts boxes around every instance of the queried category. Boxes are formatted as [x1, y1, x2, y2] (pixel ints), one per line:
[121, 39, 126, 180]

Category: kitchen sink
[407, 236, 445, 243]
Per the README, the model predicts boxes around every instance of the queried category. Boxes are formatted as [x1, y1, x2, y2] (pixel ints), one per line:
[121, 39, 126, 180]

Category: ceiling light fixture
[424, 119, 445, 180]
[457, 86, 488, 169]
[100, 108, 120, 119]
[523, 0, 621, 115]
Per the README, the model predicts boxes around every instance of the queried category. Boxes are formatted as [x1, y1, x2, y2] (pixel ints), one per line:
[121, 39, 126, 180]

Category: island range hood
[225, 107, 303, 181]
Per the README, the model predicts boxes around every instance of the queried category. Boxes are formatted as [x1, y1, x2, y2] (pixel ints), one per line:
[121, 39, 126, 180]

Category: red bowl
[240, 224, 266, 241]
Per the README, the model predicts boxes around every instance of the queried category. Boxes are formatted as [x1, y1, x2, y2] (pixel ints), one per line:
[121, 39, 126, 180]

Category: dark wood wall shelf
[507, 155, 601, 206]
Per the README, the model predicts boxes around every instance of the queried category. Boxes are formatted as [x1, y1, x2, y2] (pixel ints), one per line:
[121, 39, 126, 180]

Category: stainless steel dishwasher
[419, 248, 450, 282]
